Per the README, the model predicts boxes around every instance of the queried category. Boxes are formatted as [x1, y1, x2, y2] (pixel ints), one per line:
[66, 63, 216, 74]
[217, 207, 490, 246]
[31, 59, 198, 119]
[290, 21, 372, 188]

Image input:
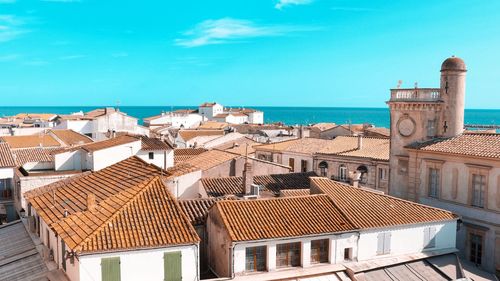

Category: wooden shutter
[376, 233, 384, 255]
[164, 251, 182, 281]
[101, 257, 121, 281]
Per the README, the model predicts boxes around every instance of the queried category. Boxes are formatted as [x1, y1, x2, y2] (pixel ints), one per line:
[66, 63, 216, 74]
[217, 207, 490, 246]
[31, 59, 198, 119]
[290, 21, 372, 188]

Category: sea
[0, 106, 499, 128]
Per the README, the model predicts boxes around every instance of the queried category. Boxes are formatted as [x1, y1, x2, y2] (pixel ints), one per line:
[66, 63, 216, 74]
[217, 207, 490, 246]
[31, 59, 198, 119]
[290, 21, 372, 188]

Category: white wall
[78, 244, 199, 281]
[166, 170, 202, 199]
[91, 140, 141, 171]
[136, 149, 174, 169]
[356, 221, 457, 261]
[248, 112, 264, 124]
[56, 120, 93, 135]
[55, 151, 83, 171]
[0, 167, 14, 180]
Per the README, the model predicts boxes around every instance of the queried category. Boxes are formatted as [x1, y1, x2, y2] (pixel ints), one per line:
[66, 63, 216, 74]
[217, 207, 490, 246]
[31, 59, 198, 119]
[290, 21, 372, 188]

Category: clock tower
[387, 57, 466, 199]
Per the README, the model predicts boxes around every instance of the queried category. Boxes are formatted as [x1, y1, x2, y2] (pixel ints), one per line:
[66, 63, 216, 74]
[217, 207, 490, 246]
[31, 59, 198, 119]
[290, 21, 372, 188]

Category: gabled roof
[310, 177, 457, 229]
[52, 135, 140, 154]
[311, 122, 336, 132]
[406, 133, 500, 159]
[201, 171, 317, 197]
[179, 197, 233, 225]
[280, 189, 310, 197]
[213, 195, 355, 241]
[213, 136, 260, 155]
[197, 121, 230, 130]
[178, 130, 224, 141]
[52, 177, 199, 254]
[182, 149, 240, 171]
[364, 127, 390, 138]
[12, 147, 56, 165]
[14, 113, 58, 121]
[139, 135, 173, 150]
[48, 129, 93, 146]
[1, 135, 61, 149]
[199, 102, 218, 107]
[25, 156, 166, 226]
[174, 148, 208, 164]
[0, 143, 15, 168]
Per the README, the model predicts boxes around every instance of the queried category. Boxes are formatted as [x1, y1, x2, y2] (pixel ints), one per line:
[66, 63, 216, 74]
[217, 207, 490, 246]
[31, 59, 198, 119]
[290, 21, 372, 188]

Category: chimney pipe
[242, 161, 253, 195]
[357, 135, 363, 150]
[87, 193, 96, 211]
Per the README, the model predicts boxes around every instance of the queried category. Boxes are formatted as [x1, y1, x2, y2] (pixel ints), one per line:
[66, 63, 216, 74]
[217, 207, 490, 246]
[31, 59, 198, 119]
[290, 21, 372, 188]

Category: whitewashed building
[198, 102, 224, 120]
[143, 109, 203, 129]
[0, 143, 16, 222]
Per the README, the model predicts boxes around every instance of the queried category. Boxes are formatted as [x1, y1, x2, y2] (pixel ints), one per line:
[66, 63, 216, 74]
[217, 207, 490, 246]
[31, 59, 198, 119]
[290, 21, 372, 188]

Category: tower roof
[441, 56, 466, 72]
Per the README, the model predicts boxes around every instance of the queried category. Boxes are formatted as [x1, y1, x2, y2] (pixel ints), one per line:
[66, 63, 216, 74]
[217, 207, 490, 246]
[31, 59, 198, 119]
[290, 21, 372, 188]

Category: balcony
[389, 88, 441, 102]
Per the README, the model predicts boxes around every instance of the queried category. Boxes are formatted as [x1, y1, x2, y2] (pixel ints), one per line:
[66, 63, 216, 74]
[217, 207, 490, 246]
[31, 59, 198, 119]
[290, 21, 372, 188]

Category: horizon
[1, 0, 500, 108]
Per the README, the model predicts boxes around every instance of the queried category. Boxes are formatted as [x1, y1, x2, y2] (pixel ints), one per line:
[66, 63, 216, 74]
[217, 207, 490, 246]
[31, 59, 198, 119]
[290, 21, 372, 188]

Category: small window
[311, 239, 328, 264]
[288, 158, 295, 171]
[339, 165, 348, 181]
[319, 161, 328, 177]
[471, 174, 485, 208]
[379, 168, 387, 180]
[428, 168, 440, 198]
[469, 232, 483, 265]
[343, 248, 353, 261]
[245, 246, 267, 272]
[376, 232, 391, 255]
[427, 119, 436, 138]
[301, 160, 308, 173]
[276, 242, 301, 268]
[357, 165, 368, 184]
[148, 152, 154, 160]
[423, 226, 436, 249]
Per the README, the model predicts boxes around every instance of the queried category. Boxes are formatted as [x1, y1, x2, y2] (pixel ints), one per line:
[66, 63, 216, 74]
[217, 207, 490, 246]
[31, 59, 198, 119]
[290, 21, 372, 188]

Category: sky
[1, 0, 500, 108]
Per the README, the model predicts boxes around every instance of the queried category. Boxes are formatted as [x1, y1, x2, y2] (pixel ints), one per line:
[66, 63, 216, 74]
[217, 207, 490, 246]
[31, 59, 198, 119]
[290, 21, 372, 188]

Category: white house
[0, 143, 16, 222]
[213, 113, 249, 124]
[198, 102, 224, 120]
[206, 177, 459, 280]
[143, 109, 203, 129]
[24, 158, 200, 281]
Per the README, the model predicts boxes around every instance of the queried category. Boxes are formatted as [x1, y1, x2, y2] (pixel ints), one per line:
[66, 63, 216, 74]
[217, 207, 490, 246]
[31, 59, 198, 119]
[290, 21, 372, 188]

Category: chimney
[357, 135, 363, 150]
[87, 193, 96, 211]
[351, 171, 361, 188]
[242, 161, 253, 195]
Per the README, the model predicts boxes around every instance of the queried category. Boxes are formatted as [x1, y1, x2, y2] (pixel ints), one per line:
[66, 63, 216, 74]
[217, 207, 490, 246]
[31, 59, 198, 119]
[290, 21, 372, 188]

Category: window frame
[423, 226, 437, 249]
[148, 152, 155, 160]
[339, 165, 347, 181]
[428, 168, 440, 198]
[276, 242, 301, 268]
[310, 239, 329, 264]
[318, 161, 328, 177]
[245, 246, 267, 272]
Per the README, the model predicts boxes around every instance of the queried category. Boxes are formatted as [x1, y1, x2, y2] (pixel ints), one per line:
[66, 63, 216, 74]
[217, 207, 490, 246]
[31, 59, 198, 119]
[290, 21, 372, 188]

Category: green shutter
[101, 257, 121, 281]
[164, 251, 182, 281]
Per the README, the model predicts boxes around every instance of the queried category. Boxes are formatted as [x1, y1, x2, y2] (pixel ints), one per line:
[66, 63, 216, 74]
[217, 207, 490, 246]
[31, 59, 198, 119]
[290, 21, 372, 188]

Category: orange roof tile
[1, 135, 61, 149]
[174, 148, 208, 164]
[280, 189, 310, 197]
[182, 149, 240, 171]
[12, 147, 56, 165]
[197, 121, 230, 130]
[178, 130, 224, 141]
[213, 195, 355, 241]
[406, 133, 500, 159]
[201, 172, 316, 197]
[52, 176, 199, 254]
[0, 143, 15, 168]
[140, 136, 173, 150]
[213, 137, 260, 155]
[48, 129, 93, 146]
[179, 197, 233, 225]
[310, 177, 457, 229]
[14, 113, 58, 121]
[25, 156, 167, 227]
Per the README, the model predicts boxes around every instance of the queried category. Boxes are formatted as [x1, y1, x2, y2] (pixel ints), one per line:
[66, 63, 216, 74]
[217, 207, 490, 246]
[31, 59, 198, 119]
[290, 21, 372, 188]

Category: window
[427, 119, 436, 138]
[164, 251, 182, 281]
[301, 160, 308, 173]
[276, 242, 301, 268]
[378, 168, 387, 180]
[376, 232, 391, 255]
[310, 239, 328, 264]
[288, 158, 295, 171]
[245, 246, 267, 272]
[319, 162, 328, 177]
[101, 257, 121, 281]
[357, 166, 368, 184]
[344, 248, 353, 261]
[423, 226, 436, 249]
[148, 152, 154, 160]
[469, 233, 483, 265]
[428, 168, 440, 198]
[471, 174, 486, 208]
[339, 165, 348, 181]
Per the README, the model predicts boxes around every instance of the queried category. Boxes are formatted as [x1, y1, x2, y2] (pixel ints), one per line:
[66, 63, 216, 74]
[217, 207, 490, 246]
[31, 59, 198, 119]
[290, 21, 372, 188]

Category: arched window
[339, 165, 348, 181]
[357, 165, 368, 184]
[318, 161, 328, 177]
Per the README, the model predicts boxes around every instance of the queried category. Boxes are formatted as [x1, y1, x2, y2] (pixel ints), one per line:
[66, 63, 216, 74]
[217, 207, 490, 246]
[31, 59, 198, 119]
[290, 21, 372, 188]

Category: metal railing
[389, 88, 441, 102]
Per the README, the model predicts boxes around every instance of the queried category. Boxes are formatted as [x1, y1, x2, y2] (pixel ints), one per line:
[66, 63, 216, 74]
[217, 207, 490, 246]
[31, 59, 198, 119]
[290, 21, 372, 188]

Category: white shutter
[428, 227, 436, 248]
[383, 233, 391, 254]
[423, 227, 430, 248]
[376, 233, 384, 255]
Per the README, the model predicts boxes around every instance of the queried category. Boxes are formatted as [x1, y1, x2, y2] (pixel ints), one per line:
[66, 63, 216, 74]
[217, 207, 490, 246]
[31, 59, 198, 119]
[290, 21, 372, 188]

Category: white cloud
[175, 18, 318, 48]
[0, 15, 29, 43]
[59, 54, 86, 60]
[275, 0, 312, 10]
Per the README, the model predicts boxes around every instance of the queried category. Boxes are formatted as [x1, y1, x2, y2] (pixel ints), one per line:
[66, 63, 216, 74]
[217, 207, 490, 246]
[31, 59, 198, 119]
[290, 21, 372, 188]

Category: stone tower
[386, 57, 467, 199]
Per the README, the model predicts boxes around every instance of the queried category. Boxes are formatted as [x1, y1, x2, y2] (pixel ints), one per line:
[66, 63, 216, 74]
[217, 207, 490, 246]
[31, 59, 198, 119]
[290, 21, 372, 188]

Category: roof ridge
[311, 177, 455, 217]
[73, 176, 163, 252]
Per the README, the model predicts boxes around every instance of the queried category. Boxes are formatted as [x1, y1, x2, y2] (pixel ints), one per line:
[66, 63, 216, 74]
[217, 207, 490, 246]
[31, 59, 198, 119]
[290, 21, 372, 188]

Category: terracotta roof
[173, 109, 198, 114]
[25, 156, 166, 227]
[143, 114, 163, 121]
[213, 195, 355, 241]
[178, 130, 224, 142]
[13, 113, 58, 121]
[213, 113, 230, 118]
[200, 102, 217, 107]
[197, 121, 229, 130]
[79, 135, 139, 153]
[12, 148, 56, 165]
[0, 143, 15, 168]
[363, 127, 390, 138]
[201, 171, 316, 197]
[52, 176, 199, 254]
[84, 108, 115, 118]
[165, 162, 200, 177]
[280, 189, 310, 197]
[310, 177, 457, 229]
[256, 136, 390, 161]
[140, 136, 173, 150]
[183, 149, 240, 171]
[179, 197, 233, 225]
[213, 137, 260, 155]
[311, 123, 336, 132]
[406, 133, 500, 159]
[174, 148, 208, 164]
[1, 135, 61, 149]
[48, 129, 93, 146]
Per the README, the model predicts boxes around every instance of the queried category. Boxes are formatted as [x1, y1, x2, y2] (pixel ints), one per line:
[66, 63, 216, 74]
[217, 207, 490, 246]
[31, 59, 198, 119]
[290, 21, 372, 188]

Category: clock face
[398, 117, 416, 137]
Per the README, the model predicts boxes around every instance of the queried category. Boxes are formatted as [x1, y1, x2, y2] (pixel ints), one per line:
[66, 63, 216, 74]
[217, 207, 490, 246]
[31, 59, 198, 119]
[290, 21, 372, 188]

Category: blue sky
[1, 0, 500, 108]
